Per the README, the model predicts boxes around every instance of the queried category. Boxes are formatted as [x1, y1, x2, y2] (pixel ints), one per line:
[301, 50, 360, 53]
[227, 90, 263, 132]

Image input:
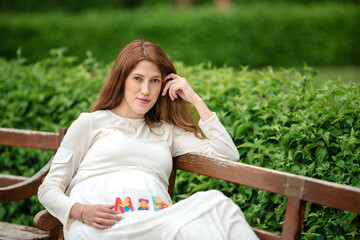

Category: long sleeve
[171, 113, 239, 161]
[38, 113, 93, 227]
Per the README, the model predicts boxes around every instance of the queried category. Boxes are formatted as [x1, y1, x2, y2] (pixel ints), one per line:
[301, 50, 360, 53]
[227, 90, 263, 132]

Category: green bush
[0, 3, 359, 67]
[173, 62, 360, 238]
[0, 52, 359, 238]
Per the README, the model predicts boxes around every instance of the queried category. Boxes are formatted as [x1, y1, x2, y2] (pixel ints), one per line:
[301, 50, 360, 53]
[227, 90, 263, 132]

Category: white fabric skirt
[64, 171, 258, 240]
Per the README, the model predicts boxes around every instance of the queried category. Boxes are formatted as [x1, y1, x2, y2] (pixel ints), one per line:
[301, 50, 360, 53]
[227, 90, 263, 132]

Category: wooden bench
[1, 127, 359, 240]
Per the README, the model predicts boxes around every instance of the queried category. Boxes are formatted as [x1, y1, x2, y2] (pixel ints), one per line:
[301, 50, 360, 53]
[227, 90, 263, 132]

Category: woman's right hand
[71, 203, 123, 230]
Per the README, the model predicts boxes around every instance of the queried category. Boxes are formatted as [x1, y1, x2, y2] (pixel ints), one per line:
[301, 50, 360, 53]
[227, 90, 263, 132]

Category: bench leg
[281, 197, 306, 240]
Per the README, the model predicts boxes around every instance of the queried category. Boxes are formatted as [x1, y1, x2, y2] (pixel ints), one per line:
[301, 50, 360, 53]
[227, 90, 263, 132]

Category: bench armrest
[34, 210, 62, 230]
[34, 209, 63, 239]
[0, 158, 52, 203]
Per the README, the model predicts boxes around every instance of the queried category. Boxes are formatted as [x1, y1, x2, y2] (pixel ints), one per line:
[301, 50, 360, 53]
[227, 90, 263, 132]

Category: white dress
[38, 110, 258, 240]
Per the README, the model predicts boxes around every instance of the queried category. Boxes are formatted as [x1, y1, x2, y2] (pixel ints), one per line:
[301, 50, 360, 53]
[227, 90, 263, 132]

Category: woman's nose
[141, 82, 150, 95]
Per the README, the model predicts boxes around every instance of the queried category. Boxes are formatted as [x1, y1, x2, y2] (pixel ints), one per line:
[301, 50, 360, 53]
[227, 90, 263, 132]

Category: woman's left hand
[162, 74, 201, 104]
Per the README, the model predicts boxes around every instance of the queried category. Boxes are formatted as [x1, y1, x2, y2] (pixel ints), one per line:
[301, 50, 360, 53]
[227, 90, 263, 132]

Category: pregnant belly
[69, 170, 173, 213]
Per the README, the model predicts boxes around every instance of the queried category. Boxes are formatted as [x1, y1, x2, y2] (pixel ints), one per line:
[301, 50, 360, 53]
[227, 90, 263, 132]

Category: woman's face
[117, 60, 162, 119]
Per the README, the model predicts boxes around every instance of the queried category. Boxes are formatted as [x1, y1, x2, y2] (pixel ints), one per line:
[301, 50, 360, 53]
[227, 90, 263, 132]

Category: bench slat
[0, 221, 50, 240]
[174, 154, 287, 193]
[304, 179, 360, 214]
[0, 174, 28, 188]
[0, 128, 59, 150]
[174, 154, 360, 214]
[0, 159, 52, 203]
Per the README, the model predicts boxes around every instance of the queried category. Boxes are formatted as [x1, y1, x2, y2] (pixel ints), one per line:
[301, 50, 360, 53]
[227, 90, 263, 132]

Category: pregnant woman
[38, 40, 258, 240]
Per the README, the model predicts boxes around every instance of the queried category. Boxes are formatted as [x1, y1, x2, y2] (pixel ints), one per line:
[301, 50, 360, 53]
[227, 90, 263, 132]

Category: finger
[164, 76, 173, 82]
[95, 217, 120, 226]
[90, 207, 122, 223]
[170, 86, 179, 100]
[162, 81, 171, 96]
[96, 205, 119, 214]
[93, 222, 111, 230]
[103, 208, 119, 215]
[165, 73, 179, 81]
[94, 210, 122, 221]
[170, 86, 180, 101]
[162, 79, 179, 97]
[103, 213, 122, 221]
[169, 82, 184, 100]
[105, 204, 115, 209]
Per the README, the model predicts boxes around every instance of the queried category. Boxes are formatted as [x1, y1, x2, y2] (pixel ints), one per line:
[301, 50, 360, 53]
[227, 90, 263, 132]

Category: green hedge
[0, 52, 359, 238]
[0, 3, 359, 67]
[0, 0, 357, 12]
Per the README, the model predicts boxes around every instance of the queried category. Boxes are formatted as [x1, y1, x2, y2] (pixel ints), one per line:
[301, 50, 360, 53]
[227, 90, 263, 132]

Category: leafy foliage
[0, 52, 359, 238]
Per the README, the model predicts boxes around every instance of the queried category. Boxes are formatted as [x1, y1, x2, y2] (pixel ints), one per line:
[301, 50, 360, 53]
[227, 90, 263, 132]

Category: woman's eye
[152, 79, 160, 83]
[134, 77, 141, 81]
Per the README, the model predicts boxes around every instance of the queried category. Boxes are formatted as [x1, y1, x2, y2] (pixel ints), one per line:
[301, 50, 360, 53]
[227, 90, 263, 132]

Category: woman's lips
[137, 98, 150, 104]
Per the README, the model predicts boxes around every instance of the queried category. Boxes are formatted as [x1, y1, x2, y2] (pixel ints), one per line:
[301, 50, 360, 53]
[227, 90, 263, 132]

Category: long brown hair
[91, 40, 201, 136]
